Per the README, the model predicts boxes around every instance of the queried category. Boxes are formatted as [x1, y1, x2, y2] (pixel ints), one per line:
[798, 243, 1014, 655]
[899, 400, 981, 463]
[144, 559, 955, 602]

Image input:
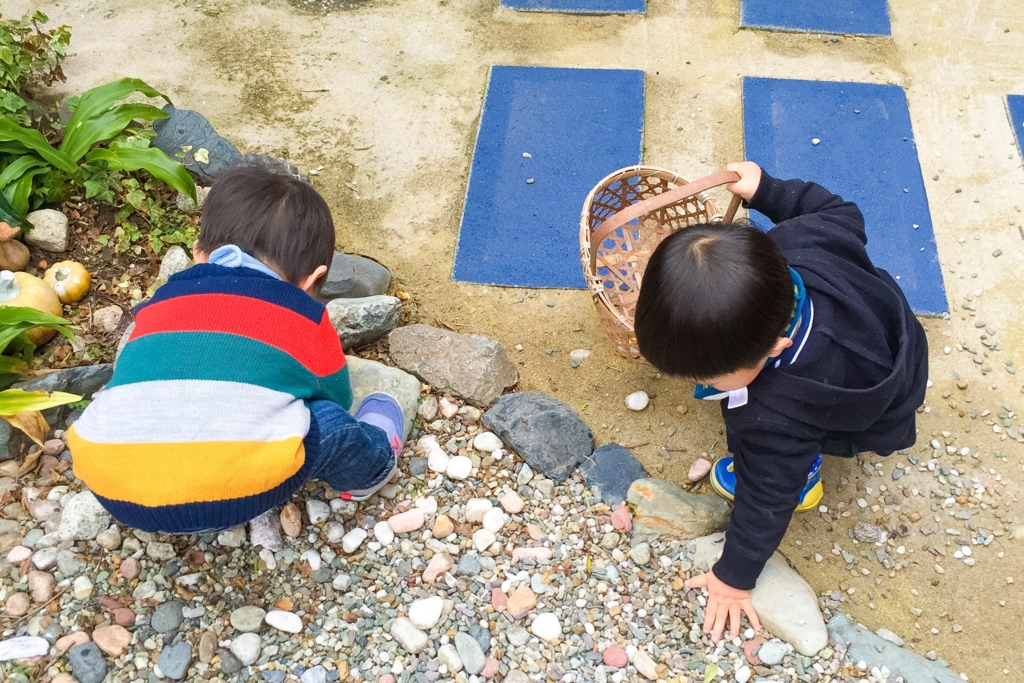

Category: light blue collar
[208, 245, 282, 280]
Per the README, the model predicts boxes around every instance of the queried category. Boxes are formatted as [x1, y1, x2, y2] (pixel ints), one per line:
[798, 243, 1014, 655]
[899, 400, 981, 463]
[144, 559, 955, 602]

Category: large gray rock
[828, 613, 963, 683]
[57, 491, 111, 542]
[327, 296, 402, 350]
[157, 641, 192, 680]
[626, 479, 730, 540]
[68, 641, 107, 683]
[14, 363, 114, 425]
[230, 153, 303, 180]
[25, 209, 68, 252]
[482, 392, 593, 482]
[346, 356, 420, 439]
[752, 554, 828, 656]
[579, 443, 648, 504]
[318, 252, 392, 301]
[153, 105, 241, 183]
[389, 324, 517, 406]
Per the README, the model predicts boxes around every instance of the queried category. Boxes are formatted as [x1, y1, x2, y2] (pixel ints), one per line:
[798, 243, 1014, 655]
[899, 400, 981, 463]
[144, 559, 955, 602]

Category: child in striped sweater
[68, 166, 403, 534]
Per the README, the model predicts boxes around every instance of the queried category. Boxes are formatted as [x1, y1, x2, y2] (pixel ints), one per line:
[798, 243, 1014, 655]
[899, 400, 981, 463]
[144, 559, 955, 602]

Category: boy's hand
[685, 569, 761, 643]
[725, 161, 763, 202]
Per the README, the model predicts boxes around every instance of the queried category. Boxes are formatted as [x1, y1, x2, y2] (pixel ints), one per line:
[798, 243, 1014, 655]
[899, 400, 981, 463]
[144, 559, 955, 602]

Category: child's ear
[298, 264, 329, 293]
[192, 245, 209, 263]
[770, 336, 794, 357]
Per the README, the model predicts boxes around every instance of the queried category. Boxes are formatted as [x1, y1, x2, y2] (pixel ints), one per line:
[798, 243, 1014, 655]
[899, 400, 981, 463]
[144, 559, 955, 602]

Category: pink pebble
[743, 640, 762, 665]
[120, 557, 140, 581]
[610, 505, 632, 532]
[480, 657, 500, 679]
[491, 588, 507, 610]
[379, 675, 395, 683]
[511, 547, 553, 563]
[6, 546, 32, 564]
[687, 457, 712, 483]
[500, 492, 525, 514]
[388, 508, 425, 535]
[603, 644, 628, 668]
[422, 553, 452, 584]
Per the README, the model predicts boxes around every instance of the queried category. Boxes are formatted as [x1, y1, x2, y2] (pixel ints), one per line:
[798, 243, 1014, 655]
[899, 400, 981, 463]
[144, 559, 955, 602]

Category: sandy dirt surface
[8, 0, 1024, 678]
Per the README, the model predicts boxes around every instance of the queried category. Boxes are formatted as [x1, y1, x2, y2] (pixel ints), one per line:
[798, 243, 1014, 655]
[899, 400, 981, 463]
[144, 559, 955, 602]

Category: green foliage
[0, 76, 198, 225]
[0, 305, 76, 388]
[0, 12, 71, 126]
[0, 387, 80, 416]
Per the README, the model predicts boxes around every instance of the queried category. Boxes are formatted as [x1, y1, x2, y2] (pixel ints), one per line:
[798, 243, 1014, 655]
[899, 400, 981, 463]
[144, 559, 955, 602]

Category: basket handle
[589, 170, 742, 270]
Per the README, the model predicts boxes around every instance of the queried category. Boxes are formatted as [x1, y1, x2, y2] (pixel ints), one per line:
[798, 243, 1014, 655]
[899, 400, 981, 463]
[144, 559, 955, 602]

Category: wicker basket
[579, 167, 742, 361]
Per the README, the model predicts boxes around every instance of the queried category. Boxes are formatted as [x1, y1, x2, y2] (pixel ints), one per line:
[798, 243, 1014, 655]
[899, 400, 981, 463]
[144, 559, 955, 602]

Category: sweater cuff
[711, 542, 766, 591]
[746, 169, 793, 221]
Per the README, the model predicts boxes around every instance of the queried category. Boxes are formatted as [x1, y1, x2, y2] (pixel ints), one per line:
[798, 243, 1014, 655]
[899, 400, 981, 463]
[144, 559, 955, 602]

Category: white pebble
[473, 432, 503, 453]
[427, 448, 450, 474]
[482, 508, 507, 534]
[447, 456, 473, 480]
[374, 520, 395, 545]
[472, 529, 496, 552]
[299, 549, 322, 570]
[811, 138, 821, 145]
[531, 612, 562, 642]
[465, 498, 494, 523]
[73, 576, 94, 601]
[305, 499, 330, 524]
[265, 610, 303, 634]
[625, 391, 649, 411]
[408, 595, 444, 630]
[341, 528, 368, 554]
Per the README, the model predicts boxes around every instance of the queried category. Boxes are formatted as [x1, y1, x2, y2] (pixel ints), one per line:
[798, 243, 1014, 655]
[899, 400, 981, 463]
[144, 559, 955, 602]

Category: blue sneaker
[343, 393, 404, 501]
[710, 454, 823, 512]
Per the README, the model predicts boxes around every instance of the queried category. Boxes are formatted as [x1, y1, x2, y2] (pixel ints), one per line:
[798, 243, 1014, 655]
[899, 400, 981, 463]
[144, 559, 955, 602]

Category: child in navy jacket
[634, 161, 928, 643]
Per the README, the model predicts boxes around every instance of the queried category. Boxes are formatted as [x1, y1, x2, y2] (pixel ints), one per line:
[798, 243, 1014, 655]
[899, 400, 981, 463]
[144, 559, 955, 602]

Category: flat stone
[280, 503, 302, 537]
[0, 635, 48, 661]
[341, 528, 367, 554]
[318, 252, 392, 301]
[55, 632, 90, 655]
[68, 642, 107, 683]
[473, 432, 503, 452]
[230, 632, 262, 666]
[31, 546, 58, 570]
[373, 520, 395, 545]
[506, 627, 530, 647]
[230, 606, 266, 633]
[27, 570, 55, 603]
[751, 554, 828, 655]
[301, 666, 328, 683]
[687, 458, 712, 483]
[4, 592, 29, 616]
[409, 596, 444, 630]
[465, 498, 493, 523]
[480, 658, 500, 680]
[853, 521, 887, 544]
[438, 643, 463, 673]
[389, 508, 425, 534]
[456, 553, 482, 576]
[198, 630, 217, 664]
[423, 553, 452, 583]
[446, 455, 473, 480]
[530, 612, 561, 642]
[603, 644, 628, 668]
[511, 547, 552, 564]
[473, 528, 496, 552]
[265, 610, 303, 634]
[152, 601, 185, 633]
[58, 549, 87, 577]
[216, 526, 246, 548]
[506, 585, 537, 618]
[152, 105, 241, 182]
[306, 499, 331, 525]
[686, 532, 727, 570]
[432, 515, 455, 539]
[627, 479, 731, 540]
[628, 542, 651, 565]
[219, 649, 243, 674]
[388, 324, 518, 406]
[756, 641, 788, 666]
[632, 650, 658, 679]
[482, 507, 507, 533]
[25, 209, 68, 252]
[483, 392, 593, 482]
[828, 614, 962, 682]
[92, 624, 131, 657]
[346, 356, 420, 438]
[327, 295, 402, 349]
[390, 617, 428, 654]
[624, 391, 649, 411]
[6, 545, 31, 564]
[455, 631, 486, 675]
[72, 576, 94, 601]
[157, 245, 193, 283]
[57, 491, 110, 542]
[157, 641, 192, 680]
[500, 492, 525, 514]
[249, 511, 283, 551]
[120, 557, 140, 580]
[876, 628, 904, 647]
[579, 443, 648, 504]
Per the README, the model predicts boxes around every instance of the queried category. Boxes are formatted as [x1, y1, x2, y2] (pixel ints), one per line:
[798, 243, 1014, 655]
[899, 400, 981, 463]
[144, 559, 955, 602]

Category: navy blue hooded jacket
[712, 171, 929, 590]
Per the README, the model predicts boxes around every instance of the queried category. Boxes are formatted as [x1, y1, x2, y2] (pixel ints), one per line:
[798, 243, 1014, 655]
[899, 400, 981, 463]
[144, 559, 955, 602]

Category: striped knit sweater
[67, 264, 353, 533]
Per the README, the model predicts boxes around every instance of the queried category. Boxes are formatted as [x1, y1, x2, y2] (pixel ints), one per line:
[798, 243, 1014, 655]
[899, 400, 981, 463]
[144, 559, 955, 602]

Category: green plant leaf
[0, 388, 81, 416]
[87, 143, 196, 203]
[5, 166, 48, 217]
[62, 78, 169, 160]
[0, 306, 74, 355]
[0, 155, 47, 188]
[0, 190, 24, 228]
[0, 118, 76, 174]
[60, 102, 170, 162]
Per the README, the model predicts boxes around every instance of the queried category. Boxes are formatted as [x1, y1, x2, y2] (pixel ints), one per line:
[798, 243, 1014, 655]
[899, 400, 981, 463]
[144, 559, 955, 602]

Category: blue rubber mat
[453, 66, 644, 289]
[501, 0, 644, 14]
[743, 77, 947, 315]
[741, 0, 891, 36]
[1008, 95, 1024, 159]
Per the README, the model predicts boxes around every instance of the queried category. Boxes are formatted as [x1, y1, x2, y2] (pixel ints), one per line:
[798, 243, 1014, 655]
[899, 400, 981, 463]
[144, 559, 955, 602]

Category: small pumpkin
[43, 261, 91, 304]
[0, 270, 64, 345]
[0, 222, 31, 273]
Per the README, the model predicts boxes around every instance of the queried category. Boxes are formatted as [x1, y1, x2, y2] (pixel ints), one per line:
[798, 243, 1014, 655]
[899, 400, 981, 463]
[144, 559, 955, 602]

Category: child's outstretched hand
[725, 161, 762, 202]
[685, 569, 761, 643]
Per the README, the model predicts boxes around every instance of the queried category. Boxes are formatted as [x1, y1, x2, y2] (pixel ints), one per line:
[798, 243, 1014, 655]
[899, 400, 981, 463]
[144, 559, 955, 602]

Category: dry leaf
[14, 449, 43, 477]
[3, 410, 50, 446]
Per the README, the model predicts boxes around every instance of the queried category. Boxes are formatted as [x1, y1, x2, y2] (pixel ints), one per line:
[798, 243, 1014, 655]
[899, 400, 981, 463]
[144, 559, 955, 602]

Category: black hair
[634, 222, 793, 379]
[197, 165, 335, 289]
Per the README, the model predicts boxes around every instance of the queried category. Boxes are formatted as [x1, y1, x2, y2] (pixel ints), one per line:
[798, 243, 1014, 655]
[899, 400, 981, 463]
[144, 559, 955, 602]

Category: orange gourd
[44, 261, 91, 304]
[0, 270, 64, 345]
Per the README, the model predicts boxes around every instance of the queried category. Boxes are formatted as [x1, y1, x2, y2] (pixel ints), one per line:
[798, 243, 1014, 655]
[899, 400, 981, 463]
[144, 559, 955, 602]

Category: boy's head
[195, 165, 335, 292]
[634, 222, 794, 390]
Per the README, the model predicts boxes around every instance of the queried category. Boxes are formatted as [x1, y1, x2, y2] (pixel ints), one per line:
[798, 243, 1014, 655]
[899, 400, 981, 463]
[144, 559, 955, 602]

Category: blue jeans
[305, 400, 395, 492]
